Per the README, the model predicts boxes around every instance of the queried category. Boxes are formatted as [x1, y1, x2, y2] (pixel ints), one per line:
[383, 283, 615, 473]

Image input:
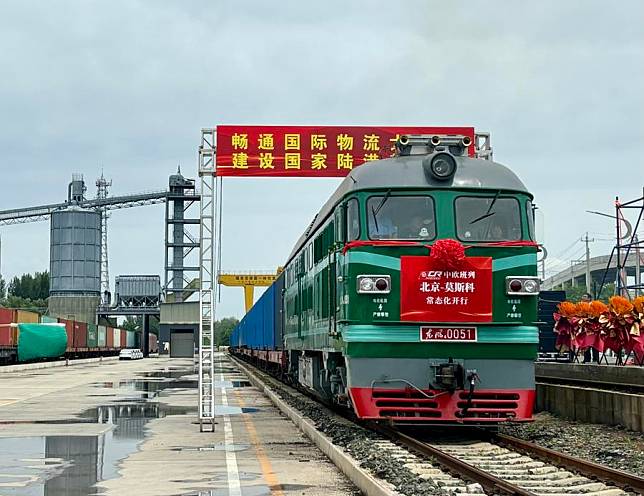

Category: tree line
[0, 271, 49, 312]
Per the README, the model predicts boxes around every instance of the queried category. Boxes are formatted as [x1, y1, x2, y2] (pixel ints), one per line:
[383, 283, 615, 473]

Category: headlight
[429, 153, 457, 180]
[505, 276, 540, 295]
[359, 277, 374, 292]
[357, 275, 391, 294]
[523, 279, 539, 293]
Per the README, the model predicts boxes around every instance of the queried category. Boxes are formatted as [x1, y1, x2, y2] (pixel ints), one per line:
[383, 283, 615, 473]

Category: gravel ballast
[239, 362, 448, 496]
[500, 412, 644, 477]
[235, 357, 644, 494]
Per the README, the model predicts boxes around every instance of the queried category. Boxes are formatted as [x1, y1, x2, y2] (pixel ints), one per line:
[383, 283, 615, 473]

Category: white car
[119, 348, 144, 360]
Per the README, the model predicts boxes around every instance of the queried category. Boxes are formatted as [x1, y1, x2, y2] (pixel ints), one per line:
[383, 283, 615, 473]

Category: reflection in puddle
[1, 372, 197, 495]
[95, 379, 197, 396]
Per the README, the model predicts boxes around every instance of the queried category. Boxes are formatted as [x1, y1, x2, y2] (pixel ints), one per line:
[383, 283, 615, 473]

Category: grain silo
[48, 208, 101, 323]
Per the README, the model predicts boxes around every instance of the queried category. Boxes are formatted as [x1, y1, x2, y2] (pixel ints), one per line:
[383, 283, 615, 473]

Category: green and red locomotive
[231, 132, 540, 425]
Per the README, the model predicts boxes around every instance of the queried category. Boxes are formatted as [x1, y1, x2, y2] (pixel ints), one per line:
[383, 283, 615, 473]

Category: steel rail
[375, 426, 537, 496]
[493, 433, 644, 494]
[230, 353, 640, 494]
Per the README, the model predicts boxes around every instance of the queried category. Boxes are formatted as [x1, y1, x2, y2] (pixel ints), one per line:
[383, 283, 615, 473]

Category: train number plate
[420, 326, 477, 342]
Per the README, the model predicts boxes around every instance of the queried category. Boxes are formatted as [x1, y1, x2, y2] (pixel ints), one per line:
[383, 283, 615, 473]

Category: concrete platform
[535, 363, 644, 432]
[536, 383, 644, 432]
[0, 354, 357, 495]
[535, 362, 644, 389]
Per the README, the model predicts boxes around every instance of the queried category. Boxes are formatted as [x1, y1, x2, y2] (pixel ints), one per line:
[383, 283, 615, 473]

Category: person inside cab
[403, 215, 433, 239]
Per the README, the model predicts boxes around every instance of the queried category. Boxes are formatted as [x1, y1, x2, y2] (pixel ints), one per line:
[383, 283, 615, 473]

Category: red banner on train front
[215, 125, 475, 177]
[400, 256, 493, 323]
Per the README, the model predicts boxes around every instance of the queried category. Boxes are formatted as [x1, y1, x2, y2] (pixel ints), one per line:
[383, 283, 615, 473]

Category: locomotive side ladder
[198, 128, 217, 432]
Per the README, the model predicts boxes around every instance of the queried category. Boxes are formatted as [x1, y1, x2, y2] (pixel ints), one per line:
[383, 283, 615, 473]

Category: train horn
[430, 135, 441, 146]
[461, 136, 472, 147]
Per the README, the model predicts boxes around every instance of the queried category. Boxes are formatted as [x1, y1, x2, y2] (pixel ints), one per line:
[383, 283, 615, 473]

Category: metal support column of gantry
[96, 173, 112, 306]
[198, 128, 217, 432]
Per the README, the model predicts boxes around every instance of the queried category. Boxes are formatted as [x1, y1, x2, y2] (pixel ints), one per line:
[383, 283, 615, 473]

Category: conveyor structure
[0, 190, 168, 226]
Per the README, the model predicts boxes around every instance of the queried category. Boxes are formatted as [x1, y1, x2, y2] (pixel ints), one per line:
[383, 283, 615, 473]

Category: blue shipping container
[231, 283, 279, 350]
[273, 272, 285, 348]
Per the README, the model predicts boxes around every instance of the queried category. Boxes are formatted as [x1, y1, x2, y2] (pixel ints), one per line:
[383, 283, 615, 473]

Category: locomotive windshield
[367, 195, 436, 240]
[455, 195, 522, 241]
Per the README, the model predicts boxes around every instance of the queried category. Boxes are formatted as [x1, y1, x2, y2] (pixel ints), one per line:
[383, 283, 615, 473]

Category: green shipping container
[40, 315, 58, 324]
[126, 330, 135, 348]
[17, 323, 67, 362]
[87, 324, 98, 348]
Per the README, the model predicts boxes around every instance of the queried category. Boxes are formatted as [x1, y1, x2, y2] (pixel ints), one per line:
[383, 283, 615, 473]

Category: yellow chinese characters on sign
[259, 152, 274, 169]
[232, 133, 248, 150]
[337, 153, 353, 170]
[311, 153, 327, 170]
[337, 134, 353, 151]
[258, 133, 274, 150]
[285, 153, 301, 169]
[285, 134, 300, 151]
[232, 152, 249, 169]
[363, 134, 380, 151]
[311, 134, 327, 151]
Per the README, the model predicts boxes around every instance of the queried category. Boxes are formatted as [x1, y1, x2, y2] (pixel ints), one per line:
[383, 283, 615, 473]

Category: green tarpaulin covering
[18, 323, 67, 362]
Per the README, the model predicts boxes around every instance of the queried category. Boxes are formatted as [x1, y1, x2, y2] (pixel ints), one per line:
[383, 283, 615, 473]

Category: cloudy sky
[1, 1, 643, 318]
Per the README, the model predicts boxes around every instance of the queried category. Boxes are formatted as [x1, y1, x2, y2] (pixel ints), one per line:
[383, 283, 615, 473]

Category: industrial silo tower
[49, 175, 102, 323]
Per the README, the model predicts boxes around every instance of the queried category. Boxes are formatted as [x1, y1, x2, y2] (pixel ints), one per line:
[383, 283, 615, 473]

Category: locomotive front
[336, 134, 539, 424]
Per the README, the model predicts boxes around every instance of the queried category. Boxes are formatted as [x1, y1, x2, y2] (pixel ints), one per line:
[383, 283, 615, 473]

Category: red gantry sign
[215, 125, 475, 177]
[400, 256, 493, 323]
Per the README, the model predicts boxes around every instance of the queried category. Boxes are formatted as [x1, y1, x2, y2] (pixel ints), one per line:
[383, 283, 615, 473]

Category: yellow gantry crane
[218, 268, 283, 313]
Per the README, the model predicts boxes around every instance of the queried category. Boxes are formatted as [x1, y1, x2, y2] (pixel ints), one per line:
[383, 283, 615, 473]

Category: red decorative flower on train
[429, 238, 466, 270]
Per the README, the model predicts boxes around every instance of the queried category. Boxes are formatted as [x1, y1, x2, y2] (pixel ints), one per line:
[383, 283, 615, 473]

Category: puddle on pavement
[93, 379, 198, 399]
[171, 442, 251, 452]
[0, 403, 198, 495]
[212, 380, 251, 389]
[182, 485, 272, 496]
[141, 370, 194, 379]
[0, 368, 197, 495]
[0, 419, 96, 425]
[232, 380, 252, 387]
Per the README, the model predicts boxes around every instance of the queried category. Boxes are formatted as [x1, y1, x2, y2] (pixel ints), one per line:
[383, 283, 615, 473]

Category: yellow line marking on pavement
[235, 391, 285, 496]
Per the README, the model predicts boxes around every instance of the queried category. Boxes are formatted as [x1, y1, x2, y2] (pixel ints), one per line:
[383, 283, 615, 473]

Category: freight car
[0, 308, 141, 364]
[231, 132, 541, 425]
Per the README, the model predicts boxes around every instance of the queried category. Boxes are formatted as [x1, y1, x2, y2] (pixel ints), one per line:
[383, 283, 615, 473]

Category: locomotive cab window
[346, 198, 360, 241]
[367, 195, 436, 240]
[526, 200, 536, 241]
[455, 196, 522, 241]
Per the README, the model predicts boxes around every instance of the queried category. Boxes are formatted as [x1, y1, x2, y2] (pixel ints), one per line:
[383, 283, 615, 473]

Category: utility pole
[635, 233, 642, 297]
[582, 232, 595, 296]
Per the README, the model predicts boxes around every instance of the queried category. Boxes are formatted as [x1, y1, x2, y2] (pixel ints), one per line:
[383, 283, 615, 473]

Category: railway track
[233, 355, 644, 496]
[378, 426, 644, 495]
